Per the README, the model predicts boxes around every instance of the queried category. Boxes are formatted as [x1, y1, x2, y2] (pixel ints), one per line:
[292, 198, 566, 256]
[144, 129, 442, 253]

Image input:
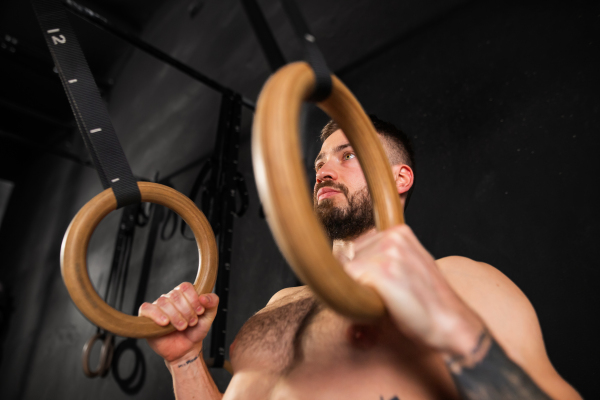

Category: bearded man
[139, 116, 581, 400]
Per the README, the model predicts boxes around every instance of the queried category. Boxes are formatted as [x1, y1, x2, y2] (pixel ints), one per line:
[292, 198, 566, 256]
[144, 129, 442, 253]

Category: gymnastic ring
[61, 182, 218, 338]
[81, 331, 114, 377]
[252, 62, 404, 321]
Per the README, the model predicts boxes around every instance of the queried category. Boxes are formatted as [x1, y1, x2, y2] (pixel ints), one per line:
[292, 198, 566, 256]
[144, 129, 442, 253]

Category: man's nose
[316, 160, 338, 183]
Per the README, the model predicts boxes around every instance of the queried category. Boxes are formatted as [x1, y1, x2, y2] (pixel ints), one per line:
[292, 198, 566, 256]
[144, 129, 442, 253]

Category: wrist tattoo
[446, 331, 552, 399]
[177, 350, 202, 368]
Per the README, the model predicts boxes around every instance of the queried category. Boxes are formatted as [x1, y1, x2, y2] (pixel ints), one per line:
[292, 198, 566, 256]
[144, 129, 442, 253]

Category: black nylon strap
[280, 0, 332, 102]
[240, 0, 287, 72]
[31, 0, 140, 208]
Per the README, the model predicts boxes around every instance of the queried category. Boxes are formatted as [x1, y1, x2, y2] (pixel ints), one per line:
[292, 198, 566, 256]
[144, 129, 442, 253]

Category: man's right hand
[138, 282, 219, 365]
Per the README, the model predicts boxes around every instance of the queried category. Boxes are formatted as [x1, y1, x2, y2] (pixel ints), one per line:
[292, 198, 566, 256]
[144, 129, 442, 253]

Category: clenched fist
[139, 282, 219, 365]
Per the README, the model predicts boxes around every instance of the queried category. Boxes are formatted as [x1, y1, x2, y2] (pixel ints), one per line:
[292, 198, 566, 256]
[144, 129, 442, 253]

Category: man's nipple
[347, 324, 378, 349]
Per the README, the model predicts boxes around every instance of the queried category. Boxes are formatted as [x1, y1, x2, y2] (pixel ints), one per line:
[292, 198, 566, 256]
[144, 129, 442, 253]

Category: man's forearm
[446, 330, 552, 399]
[166, 350, 223, 400]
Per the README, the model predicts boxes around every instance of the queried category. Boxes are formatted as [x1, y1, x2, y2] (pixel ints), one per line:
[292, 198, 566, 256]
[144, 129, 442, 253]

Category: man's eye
[315, 163, 323, 171]
[343, 153, 355, 161]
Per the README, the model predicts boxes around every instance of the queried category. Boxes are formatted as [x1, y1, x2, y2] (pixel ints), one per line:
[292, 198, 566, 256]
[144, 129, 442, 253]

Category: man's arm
[444, 328, 553, 399]
[139, 282, 222, 400]
[165, 349, 222, 400]
[344, 226, 581, 400]
[439, 256, 582, 400]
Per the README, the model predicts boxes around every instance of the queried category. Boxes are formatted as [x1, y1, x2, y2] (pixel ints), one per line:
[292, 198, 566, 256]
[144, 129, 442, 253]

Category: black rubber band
[31, 0, 140, 208]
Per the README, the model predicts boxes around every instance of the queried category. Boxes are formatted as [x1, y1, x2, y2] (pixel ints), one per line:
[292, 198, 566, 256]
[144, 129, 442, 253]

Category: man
[139, 116, 581, 399]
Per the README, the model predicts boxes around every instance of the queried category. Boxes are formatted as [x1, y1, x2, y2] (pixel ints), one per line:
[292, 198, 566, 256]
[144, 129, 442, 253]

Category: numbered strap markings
[47, 28, 66, 45]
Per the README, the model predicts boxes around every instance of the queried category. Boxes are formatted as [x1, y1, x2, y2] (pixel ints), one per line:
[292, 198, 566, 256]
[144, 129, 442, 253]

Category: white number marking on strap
[51, 35, 66, 45]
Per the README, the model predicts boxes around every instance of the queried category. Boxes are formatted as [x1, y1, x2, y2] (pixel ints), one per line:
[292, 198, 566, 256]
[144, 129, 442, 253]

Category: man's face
[313, 129, 375, 240]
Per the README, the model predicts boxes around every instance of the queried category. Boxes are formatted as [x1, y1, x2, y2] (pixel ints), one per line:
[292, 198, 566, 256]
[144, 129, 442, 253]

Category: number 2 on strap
[52, 34, 66, 45]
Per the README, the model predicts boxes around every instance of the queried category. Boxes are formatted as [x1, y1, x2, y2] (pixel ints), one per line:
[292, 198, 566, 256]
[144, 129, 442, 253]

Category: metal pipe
[63, 0, 256, 110]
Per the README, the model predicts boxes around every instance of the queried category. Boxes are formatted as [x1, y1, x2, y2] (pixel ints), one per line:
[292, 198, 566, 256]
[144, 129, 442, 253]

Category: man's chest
[228, 294, 458, 400]
[230, 294, 318, 371]
[229, 292, 425, 371]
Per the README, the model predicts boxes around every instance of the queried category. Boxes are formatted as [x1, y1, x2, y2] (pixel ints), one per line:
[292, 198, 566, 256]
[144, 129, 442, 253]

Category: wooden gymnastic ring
[252, 62, 404, 321]
[61, 182, 218, 338]
[81, 332, 114, 377]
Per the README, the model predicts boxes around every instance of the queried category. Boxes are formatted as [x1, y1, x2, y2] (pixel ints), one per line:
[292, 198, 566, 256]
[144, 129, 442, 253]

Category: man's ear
[391, 164, 414, 195]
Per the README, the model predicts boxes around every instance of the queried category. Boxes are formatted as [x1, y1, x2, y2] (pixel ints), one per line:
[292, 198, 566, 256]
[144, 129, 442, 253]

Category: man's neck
[331, 228, 378, 263]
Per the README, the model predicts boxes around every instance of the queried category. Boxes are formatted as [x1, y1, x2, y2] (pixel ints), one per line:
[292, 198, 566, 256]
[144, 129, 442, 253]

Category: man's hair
[319, 115, 415, 169]
[319, 115, 416, 206]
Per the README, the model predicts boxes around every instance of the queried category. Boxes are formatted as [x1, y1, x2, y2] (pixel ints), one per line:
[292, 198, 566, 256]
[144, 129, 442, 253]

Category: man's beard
[314, 182, 375, 241]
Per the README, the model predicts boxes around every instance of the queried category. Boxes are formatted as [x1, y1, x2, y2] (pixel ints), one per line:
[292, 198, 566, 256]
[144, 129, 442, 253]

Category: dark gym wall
[0, 0, 597, 399]
[307, 0, 599, 396]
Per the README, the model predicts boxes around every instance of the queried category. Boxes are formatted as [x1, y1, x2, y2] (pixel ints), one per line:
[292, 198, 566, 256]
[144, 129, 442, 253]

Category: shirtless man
[139, 116, 581, 399]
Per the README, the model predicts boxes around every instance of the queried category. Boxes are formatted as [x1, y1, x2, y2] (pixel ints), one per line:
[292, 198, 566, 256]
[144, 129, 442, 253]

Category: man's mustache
[314, 181, 349, 201]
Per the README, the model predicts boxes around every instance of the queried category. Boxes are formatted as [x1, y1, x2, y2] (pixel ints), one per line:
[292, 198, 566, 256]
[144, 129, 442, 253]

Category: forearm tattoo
[447, 331, 552, 399]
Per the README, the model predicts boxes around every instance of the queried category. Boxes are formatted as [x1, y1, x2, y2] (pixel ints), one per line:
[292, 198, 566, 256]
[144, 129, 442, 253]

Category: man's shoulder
[434, 255, 537, 340]
[435, 256, 542, 362]
[434, 259, 580, 399]
[435, 255, 517, 291]
[265, 285, 310, 307]
[436, 255, 498, 275]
